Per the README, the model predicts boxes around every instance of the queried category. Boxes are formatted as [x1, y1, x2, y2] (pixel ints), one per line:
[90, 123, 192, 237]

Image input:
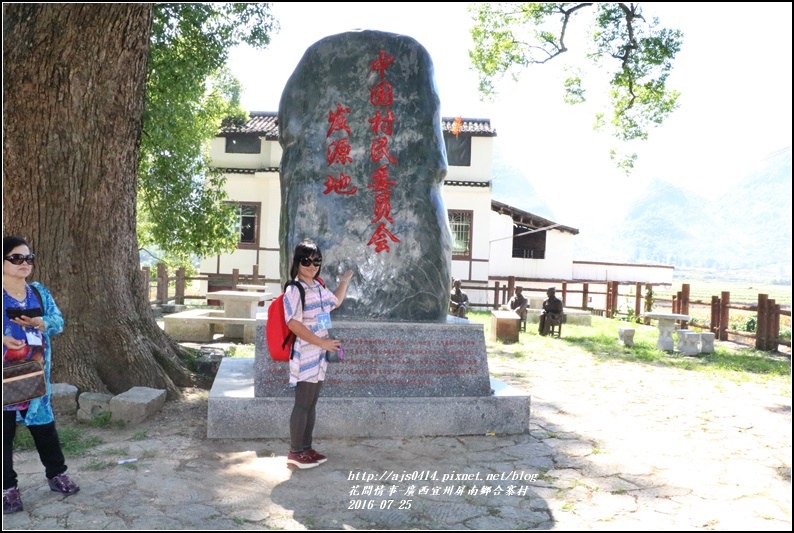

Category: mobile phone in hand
[6, 307, 43, 320]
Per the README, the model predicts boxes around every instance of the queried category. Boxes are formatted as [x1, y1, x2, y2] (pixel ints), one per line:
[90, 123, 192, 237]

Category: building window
[512, 225, 546, 259]
[443, 133, 471, 167]
[232, 202, 260, 249]
[225, 135, 261, 154]
[448, 210, 473, 258]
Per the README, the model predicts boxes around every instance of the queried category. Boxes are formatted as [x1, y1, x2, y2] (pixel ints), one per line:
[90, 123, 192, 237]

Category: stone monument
[278, 29, 450, 321]
[208, 30, 530, 438]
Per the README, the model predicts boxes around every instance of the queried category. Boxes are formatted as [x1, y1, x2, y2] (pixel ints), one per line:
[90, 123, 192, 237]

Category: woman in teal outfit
[3, 236, 79, 514]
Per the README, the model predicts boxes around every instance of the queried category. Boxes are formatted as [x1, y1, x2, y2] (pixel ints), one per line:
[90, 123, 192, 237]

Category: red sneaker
[286, 451, 319, 469]
[303, 448, 327, 464]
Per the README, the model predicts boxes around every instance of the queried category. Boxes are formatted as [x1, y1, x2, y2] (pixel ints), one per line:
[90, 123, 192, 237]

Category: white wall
[446, 137, 492, 182]
[488, 211, 575, 279]
[198, 170, 281, 280]
[208, 137, 283, 169]
[443, 184, 492, 282]
[572, 261, 674, 284]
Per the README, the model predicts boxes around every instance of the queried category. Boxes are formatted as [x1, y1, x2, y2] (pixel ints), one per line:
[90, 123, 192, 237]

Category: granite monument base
[207, 317, 531, 438]
[208, 359, 530, 438]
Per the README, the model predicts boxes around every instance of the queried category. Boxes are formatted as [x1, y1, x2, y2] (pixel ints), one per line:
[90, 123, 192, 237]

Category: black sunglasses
[299, 257, 322, 267]
[4, 254, 36, 266]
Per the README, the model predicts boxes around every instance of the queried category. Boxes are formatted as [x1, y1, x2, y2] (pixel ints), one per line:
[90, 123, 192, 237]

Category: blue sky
[227, 2, 792, 227]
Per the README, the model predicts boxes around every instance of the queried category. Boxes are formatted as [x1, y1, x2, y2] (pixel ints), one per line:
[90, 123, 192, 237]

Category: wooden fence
[140, 264, 278, 306]
[142, 265, 790, 351]
[459, 276, 790, 351]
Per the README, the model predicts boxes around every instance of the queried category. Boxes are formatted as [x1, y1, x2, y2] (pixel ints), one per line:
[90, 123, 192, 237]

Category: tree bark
[3, 4, 205, 397]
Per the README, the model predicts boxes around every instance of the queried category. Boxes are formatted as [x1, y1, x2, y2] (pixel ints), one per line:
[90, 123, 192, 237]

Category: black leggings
[289, 381, 323, 453]
[3, 410, 67, 489]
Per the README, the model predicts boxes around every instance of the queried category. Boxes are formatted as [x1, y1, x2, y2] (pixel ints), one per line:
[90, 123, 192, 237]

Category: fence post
[719, 291, 730, 341]
[506, 276, 515, 303]
[771, 301, 781, 351]
[493, 281, 500, 310]
[156, 263, 168, 305]
[756, 294, 768, 350]
[605, 282, 612, 317]
[561, 282, 568, 307]
[252, 264, 259, 284]
[681, 284, 690, 328]
[634, 282, 642, 323]
[611, 281, 619, 318]
[710, 295, 720, 334]
[766, 298, 777, 351]
[231, 268, 240, 289]
[141, 266, 151, 302]
[582, 283, 589, 310]
[175, 268, 185, 305]
[644, 284, 652, 325]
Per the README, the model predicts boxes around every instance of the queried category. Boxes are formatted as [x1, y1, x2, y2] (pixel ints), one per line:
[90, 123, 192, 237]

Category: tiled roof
[220, 112, 279, 139]
[491, 199, 579, 235]
[441, 117, 496, 137]
[219, 112, 496, 138]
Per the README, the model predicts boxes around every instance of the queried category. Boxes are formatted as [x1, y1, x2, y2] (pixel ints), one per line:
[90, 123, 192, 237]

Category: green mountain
[617, 147, 791, 281]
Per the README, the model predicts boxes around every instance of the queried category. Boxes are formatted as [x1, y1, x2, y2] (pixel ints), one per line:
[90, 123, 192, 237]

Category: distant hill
[491, 145, 792, 284]
[616, 147, 791, 281]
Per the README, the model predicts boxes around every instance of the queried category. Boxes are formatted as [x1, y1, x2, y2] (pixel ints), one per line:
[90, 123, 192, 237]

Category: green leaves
[138, 3, 278, 262]
[469, 2, 683, 171]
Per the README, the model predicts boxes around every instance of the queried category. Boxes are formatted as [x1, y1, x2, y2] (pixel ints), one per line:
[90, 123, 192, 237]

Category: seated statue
[508, 286, 528, 321]
[539, 287, 563, 336]
[449, 279, 470, 318]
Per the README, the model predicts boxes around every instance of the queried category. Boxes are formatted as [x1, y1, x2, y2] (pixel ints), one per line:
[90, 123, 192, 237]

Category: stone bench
[618, 327, 635, 347]
[163, 309, 257, 343]
[677, 330, 701, 356]
[700, 332, 715, 353]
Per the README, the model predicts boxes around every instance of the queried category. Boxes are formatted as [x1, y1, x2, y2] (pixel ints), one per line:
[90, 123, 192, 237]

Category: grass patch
[467, 310, 792, 383]
[225, 344, 255, 358]
[129, 430, 148, 441]
[83, 459, 116, 471]
[13, 423, 103, 456]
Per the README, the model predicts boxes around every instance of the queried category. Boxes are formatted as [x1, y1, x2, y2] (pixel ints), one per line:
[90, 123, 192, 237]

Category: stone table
[645, 312, 691, 351]
[207, 290, 272, 339]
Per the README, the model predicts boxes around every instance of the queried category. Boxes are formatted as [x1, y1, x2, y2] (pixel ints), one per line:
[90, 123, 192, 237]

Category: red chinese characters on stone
[370, 81, 393, 107]
[370, 136, 397, 164]
[323, 173, 358, 195]
[326, 137, 353, 166]
[366, 49, 399, 253]
[367, 222, 400, 253]
[327, 103, 352, 137]
[370, 192, 394, 223]
[370, 50, 394, 80]
[368, 109, 394, 135]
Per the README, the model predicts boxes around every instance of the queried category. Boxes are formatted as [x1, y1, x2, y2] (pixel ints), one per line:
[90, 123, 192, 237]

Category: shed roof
[491, 199, 579, 235]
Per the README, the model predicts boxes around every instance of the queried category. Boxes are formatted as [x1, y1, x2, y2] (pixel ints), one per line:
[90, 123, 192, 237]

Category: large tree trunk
[3, 4, 204, 397]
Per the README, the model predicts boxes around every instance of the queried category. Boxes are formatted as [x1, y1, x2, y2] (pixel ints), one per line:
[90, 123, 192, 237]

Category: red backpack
[266, 278, 324, 361]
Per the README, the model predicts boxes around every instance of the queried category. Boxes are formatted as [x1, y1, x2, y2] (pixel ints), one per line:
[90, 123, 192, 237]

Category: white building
[201, 112, 672, 305]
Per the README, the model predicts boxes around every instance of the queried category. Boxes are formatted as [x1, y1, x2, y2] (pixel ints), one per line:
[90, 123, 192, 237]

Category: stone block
[161, 303, 186, 314]
[50, 383, 79, 415]
[109, 387, 167, 424]
[210, 359, 530, 439]
[491, 310, 521, 343]
[700, 332, 716, 353]
[256, 318, 492, 398]
[676, 329, 693, 351]
[618, 327, 635, 347]
[77, 392, 114, 422]
[680, 331, 701, 356]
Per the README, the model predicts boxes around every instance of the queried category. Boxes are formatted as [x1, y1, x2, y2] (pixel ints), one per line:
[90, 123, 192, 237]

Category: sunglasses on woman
[299, 257, 322, 267]
[4, 253, 36, 265]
